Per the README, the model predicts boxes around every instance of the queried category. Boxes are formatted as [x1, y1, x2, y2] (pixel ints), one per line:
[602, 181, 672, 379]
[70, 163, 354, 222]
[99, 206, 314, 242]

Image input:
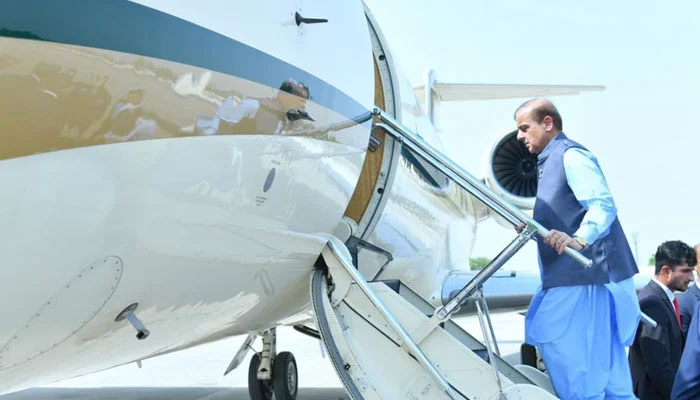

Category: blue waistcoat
[534, 133, 638, 289]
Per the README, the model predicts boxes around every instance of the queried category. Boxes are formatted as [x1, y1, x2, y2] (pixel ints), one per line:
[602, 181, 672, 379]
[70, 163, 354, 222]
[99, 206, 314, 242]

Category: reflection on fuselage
[103, 89, 156, 143]
[195, 78, 340, 142]
[0, 39, 367, 161]
[0, 62, 111, 157]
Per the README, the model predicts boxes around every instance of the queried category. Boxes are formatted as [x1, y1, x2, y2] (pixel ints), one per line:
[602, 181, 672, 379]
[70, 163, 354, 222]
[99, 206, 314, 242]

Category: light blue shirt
[534, 146, 619, 275]
[562, 147, 617, 245]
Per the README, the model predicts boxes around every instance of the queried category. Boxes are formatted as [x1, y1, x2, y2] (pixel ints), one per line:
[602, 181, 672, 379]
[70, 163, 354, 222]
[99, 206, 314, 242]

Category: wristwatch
[574, 236, 587, 249]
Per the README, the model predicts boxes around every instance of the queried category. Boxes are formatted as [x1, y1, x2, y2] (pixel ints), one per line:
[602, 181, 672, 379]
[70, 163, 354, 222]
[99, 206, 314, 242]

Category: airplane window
[401, 147, 450, 189]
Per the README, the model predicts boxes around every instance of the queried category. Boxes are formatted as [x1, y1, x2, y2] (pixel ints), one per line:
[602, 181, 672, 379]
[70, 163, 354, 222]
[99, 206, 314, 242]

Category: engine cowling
[483, 130, 538, 210]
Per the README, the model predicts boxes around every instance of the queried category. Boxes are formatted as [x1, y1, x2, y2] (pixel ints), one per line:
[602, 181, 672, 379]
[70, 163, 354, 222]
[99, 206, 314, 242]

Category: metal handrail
[363, 107, 657, 329]
[436, 228, 535, 320]
[326, 239, 460, 400]
[370, 107, 592, 268]
[319, 108, 655, 398]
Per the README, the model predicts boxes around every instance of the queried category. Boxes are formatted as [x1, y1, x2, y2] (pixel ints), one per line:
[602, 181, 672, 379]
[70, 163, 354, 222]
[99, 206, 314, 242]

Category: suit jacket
[672, 301, 700, 400]
[677, 284, 700, 338]
[629, 281, 685, 400]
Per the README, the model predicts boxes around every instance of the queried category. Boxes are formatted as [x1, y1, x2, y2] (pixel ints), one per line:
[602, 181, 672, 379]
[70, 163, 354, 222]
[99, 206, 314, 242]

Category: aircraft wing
[454, 269, 653, 315]
[451, 271, 541, 314]
[414, 83, 605, 102]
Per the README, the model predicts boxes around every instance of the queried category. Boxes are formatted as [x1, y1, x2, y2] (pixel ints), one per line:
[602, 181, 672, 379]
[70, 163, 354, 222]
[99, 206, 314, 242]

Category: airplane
[0, 1, 606, 399]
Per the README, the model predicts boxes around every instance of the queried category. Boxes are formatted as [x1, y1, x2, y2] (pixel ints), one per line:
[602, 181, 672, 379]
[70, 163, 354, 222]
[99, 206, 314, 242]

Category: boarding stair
[314, 238, 555, 399]
[311, 108, 650, 399]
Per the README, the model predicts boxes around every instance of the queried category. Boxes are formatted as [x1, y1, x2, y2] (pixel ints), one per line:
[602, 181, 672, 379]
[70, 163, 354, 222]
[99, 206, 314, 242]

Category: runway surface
[2, 387, 350, 400]
[1, 312, 526, 399]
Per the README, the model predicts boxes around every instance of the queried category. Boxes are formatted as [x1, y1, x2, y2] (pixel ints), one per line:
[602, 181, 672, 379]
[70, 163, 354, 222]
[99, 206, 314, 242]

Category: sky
[364, 0, 700, 272]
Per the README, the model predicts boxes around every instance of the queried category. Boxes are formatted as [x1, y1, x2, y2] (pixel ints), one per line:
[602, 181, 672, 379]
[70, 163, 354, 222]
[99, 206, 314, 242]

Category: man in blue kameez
[515, 99, 640, 400]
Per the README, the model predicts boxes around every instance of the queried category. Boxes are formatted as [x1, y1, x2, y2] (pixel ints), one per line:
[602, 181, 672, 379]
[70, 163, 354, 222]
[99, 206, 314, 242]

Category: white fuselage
[0, 0, 478, 393]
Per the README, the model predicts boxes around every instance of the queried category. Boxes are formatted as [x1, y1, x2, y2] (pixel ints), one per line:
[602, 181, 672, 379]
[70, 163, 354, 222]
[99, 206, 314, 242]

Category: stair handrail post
[437, 227, 536, 321]
[475, 287, 506, 399]
[476, 289, 501, 357]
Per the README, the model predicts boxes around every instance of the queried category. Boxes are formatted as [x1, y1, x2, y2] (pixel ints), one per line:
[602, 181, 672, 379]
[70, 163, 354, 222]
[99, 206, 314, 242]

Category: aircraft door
[342, 7, 402, 236]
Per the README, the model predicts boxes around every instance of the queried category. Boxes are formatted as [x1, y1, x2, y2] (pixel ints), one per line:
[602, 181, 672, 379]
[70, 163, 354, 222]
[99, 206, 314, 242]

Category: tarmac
[0, 312, 527, 400]
[1, 387, 351, 400]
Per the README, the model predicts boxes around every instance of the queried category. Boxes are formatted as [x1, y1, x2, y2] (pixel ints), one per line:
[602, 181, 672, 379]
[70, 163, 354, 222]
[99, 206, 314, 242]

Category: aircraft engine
[483, 130, 538, 210]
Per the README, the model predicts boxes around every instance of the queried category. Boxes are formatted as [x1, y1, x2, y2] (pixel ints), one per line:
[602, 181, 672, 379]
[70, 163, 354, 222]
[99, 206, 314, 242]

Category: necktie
[673, 297, 682, 327]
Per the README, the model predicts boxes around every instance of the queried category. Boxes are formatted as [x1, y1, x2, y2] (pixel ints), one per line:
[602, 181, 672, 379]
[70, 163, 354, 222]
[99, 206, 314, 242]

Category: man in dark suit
[677, 244, 700, 338]
[672, 301, 700, 400]
[629, 240, 697, 400]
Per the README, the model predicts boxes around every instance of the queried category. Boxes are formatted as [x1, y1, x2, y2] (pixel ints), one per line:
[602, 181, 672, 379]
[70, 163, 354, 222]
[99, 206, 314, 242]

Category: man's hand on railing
[544, 229, 584, 255]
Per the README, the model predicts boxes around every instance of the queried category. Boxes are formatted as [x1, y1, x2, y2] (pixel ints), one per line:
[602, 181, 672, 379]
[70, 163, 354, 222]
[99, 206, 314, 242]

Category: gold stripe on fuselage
[0, 38, 364, 161]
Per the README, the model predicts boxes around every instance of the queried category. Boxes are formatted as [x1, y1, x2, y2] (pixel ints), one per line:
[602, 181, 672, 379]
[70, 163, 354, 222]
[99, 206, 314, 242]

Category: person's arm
[639, 299, 676, 398]
[672, 301, 700, 400]
[678, 294, 695, 338]
[563, 148, 617, 244]
[544, 147, 616, 254]
[216, 97, 259, 124]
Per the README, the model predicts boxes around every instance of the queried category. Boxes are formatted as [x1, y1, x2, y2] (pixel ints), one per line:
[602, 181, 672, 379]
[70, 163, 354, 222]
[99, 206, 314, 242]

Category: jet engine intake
[484, 130, 537, 210]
